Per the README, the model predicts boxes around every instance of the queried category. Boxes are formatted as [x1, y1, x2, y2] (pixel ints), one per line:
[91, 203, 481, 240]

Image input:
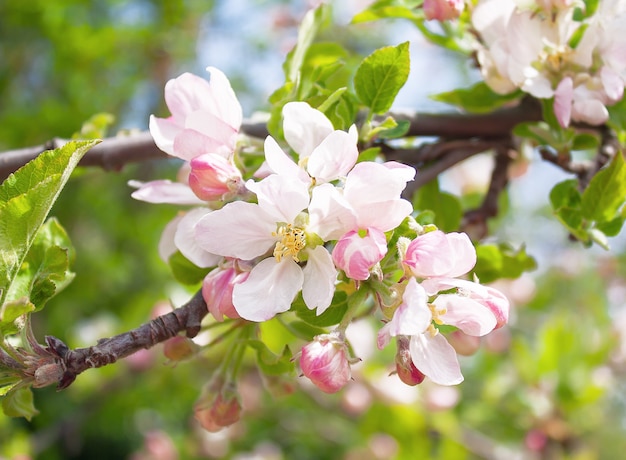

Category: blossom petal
[377, 278, 431, 349]
[158, 214, 182, 263]
[434, 294, 497, 336]
[129, 179, 205, 205]
[204, 66, 243, 131]
[302, 246, 337, 315]
[410, 333, 464, 386]
[149, 115, 181, 157]
[245, 174, 310, 223]
[307, 183, 357, 241]
[283, 102, 334, 157]
[175, 208, 222, 268]
[554, 77, 573, 128]
[233, 258, 303, 321]
[263, 136, 309, 183]
[307, 129, 358, 182]
[195, 201, 276, 259]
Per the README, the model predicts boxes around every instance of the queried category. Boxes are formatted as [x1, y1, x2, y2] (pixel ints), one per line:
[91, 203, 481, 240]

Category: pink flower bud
[202, 264, 248, 321]
[395, 337, 426, 386]
[447, 330, 481, 356]
[194, 380, 242, 432]
[332, 228, 387, 281]
[423, 0, 464, 21]
[300, 333, 352, 393]
[188, 153, 243, 201]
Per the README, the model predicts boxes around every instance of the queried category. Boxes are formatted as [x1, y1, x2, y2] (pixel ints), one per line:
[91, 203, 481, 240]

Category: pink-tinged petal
[410, 333, 464, 385]
[377, 279, 431, 349]
[382, 161, 417, 183]
[245, 175, 310, 223]
[302, 246, 337, 315]
[282, 102, 334, 157]
[421, 278, 510, 329]
[443, 232, 477, 276]
[307, 129, 358, 182]
[204, 66, 243, 130]
[172, 128, 230, 161]
[554, 77, 573, 128]
[601, 66, 624, 102]
[263, 136, 309, 183]
[195, 201, 276, 259]
[434, 294, 497, 336]
[353, 199, 413, 232]
[307, 183, 357, 241]
[572, 98, 609, 125]
[345, 162, 412, 203]
[158, 214, 182, 263]
[149, 115, 181, 156]
[129, 180, 205, 205]
[175, 208, 222, 268]
[183, 110, 238, 155]
[332, 228, 387, 281]
[163, 72, 215, 120]
[233, 258, 303, 321]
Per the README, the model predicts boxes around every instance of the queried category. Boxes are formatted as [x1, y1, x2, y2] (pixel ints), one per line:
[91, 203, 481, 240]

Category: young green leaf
[581, 152, 626, 223]
[431, 82, 522, 114]
[0, 140, 98, 308]
[354, 42, 410, 114]
[1, 386, 38, 421]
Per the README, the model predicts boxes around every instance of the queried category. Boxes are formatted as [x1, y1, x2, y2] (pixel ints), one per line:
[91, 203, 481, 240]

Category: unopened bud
[423, 0, 464, 21]
[447, 330, 481, 356]
[188, 153, 243, 201]
[395, 337, 425, 386]
[202, 264, 248, 321]
[194, 381, 242, 432]
[332, 228, 387, 281]
[163, 336, 198, 362]
[300, 332, 352, 393]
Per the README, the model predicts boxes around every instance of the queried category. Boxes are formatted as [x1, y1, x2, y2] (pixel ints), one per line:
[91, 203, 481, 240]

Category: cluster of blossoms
[471, 0, 626, 127]
[131, 67, 509, 399]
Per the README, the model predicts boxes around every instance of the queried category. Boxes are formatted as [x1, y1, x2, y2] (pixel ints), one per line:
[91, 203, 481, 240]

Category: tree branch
[41, 290, 209, 390]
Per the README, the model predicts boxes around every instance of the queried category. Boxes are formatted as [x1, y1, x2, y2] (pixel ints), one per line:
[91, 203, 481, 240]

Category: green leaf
[0, 297, 35, 337]
[7, 218, 75, 311]
[412, 179, 462, 232]
[473, 243, 537, 284]
[1, 387, 38, 421]
[294, 291, 349, 328]
[168, 251, 211, 286]
[549, 179, 589, 242]
[0, 140, 98, 308]
[581, 153, 626, 223]
[284, 5, 331, 84]
[352, 0, 423, 23]
[354, 42, 410, 114]
[431, 82, 522, 114]
[247, 340, 295, 376]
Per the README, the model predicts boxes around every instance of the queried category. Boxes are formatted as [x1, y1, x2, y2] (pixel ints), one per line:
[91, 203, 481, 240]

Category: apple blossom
[149, 67, 242, 161]
[194, 174, 338, 321]
[404, 230, 476, 279]
[300, 332, 352, 393]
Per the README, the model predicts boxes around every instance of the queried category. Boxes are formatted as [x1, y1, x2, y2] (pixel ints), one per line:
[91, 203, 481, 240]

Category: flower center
[427, 303, 447, 336]
[273, 224, 306, 262]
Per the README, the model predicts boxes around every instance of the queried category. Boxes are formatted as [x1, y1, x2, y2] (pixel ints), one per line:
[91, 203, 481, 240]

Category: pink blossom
[332, 228, 387, 280]
[149, 67, 242, 161]
[202, 263, 248, 321]
[423, 0, 464, 21]
[404, 231, 476, 279]
[188, 153, 243, 201]
[300, 333, 352, 393]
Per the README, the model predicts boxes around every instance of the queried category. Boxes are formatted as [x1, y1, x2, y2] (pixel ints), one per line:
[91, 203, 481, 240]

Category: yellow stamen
[272, 224, 306, 262]
[429, 303, 447, 326]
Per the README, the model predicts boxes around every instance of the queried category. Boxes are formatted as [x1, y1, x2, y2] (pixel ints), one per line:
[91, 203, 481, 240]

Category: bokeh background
[1, 1, 626, 459]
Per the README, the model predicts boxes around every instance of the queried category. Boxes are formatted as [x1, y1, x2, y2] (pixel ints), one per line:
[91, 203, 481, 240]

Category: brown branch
[41, 289, 209, 390]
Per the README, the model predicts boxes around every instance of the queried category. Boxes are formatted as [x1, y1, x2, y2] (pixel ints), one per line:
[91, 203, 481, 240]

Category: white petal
[302, 246, 337, 315]
[410, 333, 464, 386]
[263, 136, 310, 183]
[195, 201, 276, 259]
[307, 130, 358, 182]
[435, 294, 497, 336]
[129, 180, 205, 205]
[385, 278, 432, 337]
[283, 102, 334, 157]
[205, 66, 243, 130]
[233, 258, 303, 321]
[175, 208, 222, 268]
[158, 214, 182, 263]
[149, 115, 181, 157]
[307, 183, 357, 241]
[246, 174, 310, 223]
